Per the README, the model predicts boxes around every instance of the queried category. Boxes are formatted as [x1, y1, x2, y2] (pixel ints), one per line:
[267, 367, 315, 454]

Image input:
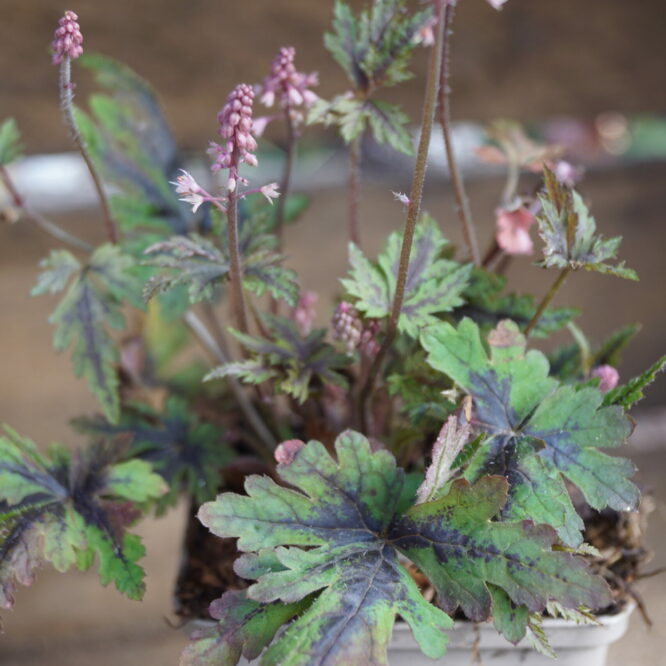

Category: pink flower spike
[259, 47, 319, 114]
[495, 205, 536, 255]
[171, 170, 205, 213]
[260, 182, 281, 205]
[293, 291, 319, 336]
[591, 365, 620, 393]
[51, 10, 83, 65]
[275, 439, 306, 465]
[210, 84, 258, 174]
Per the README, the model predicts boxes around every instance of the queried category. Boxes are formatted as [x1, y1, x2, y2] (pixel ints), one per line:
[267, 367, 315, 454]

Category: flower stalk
[524, 267, 570, 336]
[358, 0, 447, 430]
[348, 135, 362, 247]
[58, 57, 119, 244]
[437, 2, 480, 265]
[0, 165, 92, 252]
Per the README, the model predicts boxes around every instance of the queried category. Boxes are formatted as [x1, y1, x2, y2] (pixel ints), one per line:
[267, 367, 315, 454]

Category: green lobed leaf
[341, 215, 472, 337]
[421, 318, 639, 545]
[36, 244, 143, 423]
[0, 429, 165, 610]
[190, 431, 609, 665]
[536, 167, 638, 280]
[0, 118, 23, 166]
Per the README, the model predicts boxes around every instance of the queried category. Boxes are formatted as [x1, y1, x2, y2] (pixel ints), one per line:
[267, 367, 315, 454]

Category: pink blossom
[171, 170, 205, 213]
[260, 182, 281, 205]
[51, 10, 83, 65]
[359, 320, 381, 357]
[275, 439, 306, 465]
[259, 47, 319, 112]
[495, 204, 536, 255]
[209, 84, 258, 182]
[591, 365, 620, 393]
[293, 291, 319, 336]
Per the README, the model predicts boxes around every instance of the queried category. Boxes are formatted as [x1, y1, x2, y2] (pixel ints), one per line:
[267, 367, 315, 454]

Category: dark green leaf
[421, 318, 639, 544]
[191, 432, 609, 665]
[0, 428, 165, 610]
[73, 397, 232, 513]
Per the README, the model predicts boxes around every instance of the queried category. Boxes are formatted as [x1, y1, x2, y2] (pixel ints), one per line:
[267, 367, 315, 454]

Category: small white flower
[392, 191, 411, 207]
[171, 170, 205, 213]
[260, 182, 281, 204]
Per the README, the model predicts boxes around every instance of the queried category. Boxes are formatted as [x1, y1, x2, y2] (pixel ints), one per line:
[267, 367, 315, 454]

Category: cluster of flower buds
[209, 83, 258, 189]
[332, 302, 380, 356]
[254, 47, 318, 135]
[260, 47, 318, 110]
[293, 291, 319, 336]
[51, 10, 83, 65]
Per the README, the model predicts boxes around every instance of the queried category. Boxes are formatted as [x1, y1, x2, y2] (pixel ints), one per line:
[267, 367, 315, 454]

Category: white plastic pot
[185, 602, 633, 666]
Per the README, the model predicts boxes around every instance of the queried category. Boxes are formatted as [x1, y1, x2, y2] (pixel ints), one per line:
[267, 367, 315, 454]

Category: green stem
[274, 110, 297, 253]
[357, 2, 446, 431]
[0, 165, 92, 252]
[224, 177, 250, 335]
[525, 268, 571, 336]
[437, 2, 480, 265]
[184, 311, 276, 457]
[59, 57, 119, 244]
[348, 135, 362, 247]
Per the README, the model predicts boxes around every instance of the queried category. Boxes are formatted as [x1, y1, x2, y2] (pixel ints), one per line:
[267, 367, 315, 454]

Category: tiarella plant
[0, 2, 664, 665]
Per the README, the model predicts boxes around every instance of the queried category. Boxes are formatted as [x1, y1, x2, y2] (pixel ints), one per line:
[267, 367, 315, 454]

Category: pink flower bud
[275, 439, 306, 465]
[51, 10, 83, 65]
[591, 365, 620, 393]
[495, 204, 536, 256]
[293, 291, 319, 335]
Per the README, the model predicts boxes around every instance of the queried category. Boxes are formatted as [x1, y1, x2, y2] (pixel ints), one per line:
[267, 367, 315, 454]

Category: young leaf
[366, 100, 413, 155]
[34, 244, 143, 423]
[192, 432, 609, 665]
[0, 428, 166, 611]
[206, 315, 350, 403]
[73, 397, 232, 513]
[421, 318, 639, 545]
[537, 167, 638, 280]
[603, 354, 666, 409]
[0, 118, 23, 166]
[341, 216, 472, 337]
[416, 414, 472, 504]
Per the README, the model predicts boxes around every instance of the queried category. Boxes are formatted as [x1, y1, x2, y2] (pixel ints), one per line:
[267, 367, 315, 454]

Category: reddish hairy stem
[348, 135, 362, 247]
[224, 178, 250, 336]
[59, 57, 119, 244]
[437, 3, 480, 265]
[357, 3, 446, 431]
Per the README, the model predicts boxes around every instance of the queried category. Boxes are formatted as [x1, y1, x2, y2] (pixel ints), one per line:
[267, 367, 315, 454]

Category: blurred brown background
[1, 1, 665, 664]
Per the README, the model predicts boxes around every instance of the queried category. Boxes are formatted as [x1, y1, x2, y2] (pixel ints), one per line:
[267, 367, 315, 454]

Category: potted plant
[0, 2, 662, 665]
